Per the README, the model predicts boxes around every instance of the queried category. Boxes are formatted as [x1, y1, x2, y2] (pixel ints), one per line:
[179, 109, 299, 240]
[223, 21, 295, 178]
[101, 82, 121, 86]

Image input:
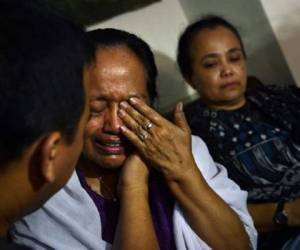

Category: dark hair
[0, 0, 93, 165]
[88, 28, 157, 104]
[177, 15, 246, 79]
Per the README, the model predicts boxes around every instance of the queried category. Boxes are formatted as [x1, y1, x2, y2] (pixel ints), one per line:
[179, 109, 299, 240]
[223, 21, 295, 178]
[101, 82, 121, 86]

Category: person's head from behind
[82, 28, 157, 170]
[0, 0, 92, 217]
[177, 15, 247, 110]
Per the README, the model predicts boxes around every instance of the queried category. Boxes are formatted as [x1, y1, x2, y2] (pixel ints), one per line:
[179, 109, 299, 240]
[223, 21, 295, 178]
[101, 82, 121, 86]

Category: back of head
[88, 28, 157, 104]
[0, 0, 92, 165]
[177, 15, 246, 80]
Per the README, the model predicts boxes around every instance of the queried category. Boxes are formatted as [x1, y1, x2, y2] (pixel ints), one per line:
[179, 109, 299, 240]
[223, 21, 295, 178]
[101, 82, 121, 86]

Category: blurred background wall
[83, 0, 300, 112]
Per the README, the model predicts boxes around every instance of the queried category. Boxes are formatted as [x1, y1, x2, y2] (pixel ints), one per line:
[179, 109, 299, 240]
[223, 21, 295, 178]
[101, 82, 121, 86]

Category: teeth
[104, 142, 120, 147]
[94, 139, 121, 147]
[96, 141, 120, 147]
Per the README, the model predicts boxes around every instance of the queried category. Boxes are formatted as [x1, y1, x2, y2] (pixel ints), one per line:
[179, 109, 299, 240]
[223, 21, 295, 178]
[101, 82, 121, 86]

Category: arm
[248, 198, 300, 232]
[167, 165, 250, 250]
[118, 98, 253, 250]
[112, 154, 159, 250]
[248, 203, 278, 232]
[165, 135, 253, 250]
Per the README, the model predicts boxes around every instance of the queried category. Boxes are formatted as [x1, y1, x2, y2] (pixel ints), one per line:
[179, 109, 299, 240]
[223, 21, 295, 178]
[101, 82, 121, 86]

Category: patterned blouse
[185, 84, 300, 203]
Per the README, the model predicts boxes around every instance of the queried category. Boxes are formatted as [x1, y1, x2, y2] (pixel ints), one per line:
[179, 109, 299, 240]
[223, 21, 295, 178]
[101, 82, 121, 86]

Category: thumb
[174, 102, 191, 132]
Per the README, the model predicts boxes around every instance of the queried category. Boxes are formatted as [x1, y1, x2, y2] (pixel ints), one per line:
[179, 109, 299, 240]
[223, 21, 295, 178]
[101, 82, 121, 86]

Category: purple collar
[77, 169, 176, 249]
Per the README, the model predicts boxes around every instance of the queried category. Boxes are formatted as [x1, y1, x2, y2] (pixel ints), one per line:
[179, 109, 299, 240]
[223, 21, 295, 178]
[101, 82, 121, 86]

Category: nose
[103, 103, 123, 134]
[220, 62, 234, 78]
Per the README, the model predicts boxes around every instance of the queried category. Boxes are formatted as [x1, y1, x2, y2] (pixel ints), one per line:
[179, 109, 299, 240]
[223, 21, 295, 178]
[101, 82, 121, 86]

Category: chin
[94, 154, 127, 170]
[223, 90, 244, 101]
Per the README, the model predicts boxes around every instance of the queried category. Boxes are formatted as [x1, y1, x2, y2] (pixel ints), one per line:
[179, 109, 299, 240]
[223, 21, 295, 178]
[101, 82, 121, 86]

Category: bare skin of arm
[112, 154, 159, 250]
[119, 98, 250, 250]
[248, 199, 300, 232]
[167, 165, 249, 250]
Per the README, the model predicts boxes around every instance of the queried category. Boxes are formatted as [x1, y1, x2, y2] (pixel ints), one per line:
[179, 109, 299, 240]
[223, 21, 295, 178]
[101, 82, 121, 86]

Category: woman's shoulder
[246, 76, 299, 98]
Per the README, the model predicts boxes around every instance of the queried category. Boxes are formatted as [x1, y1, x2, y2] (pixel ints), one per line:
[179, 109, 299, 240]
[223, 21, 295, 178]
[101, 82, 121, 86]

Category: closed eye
[90, 101, 106, 117]
[202, 60, 218, 69]
[229, 55, 242, 62]
[228, 50, 243, 63]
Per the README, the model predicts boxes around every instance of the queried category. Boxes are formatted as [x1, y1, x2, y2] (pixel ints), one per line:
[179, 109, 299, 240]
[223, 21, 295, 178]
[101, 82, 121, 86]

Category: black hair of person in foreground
[0, 0, 93, 248]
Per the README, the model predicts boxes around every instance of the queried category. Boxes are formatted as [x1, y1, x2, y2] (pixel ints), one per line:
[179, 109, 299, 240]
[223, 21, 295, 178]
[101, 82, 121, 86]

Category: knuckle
[152, 116, 160, 124]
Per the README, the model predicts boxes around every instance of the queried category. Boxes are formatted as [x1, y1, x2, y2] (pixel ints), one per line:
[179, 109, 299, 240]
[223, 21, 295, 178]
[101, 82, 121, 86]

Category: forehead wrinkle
[88, 45, 149, 103]
[89, 74, 147, 102]
[94, 89, 141, 102]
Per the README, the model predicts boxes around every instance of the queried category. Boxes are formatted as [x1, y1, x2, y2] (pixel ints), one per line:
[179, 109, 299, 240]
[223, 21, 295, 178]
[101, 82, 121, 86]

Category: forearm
[248, 203, 278, 232]
[248, 200, 300, 232]
[112, 188, 159, 250]
[168, 167, 250, 250]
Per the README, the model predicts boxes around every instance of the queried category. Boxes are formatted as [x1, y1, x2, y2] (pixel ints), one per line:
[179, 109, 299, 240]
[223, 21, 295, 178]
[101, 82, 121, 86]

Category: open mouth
[94, 138, 124, 155]
[100, 141, 121, 147]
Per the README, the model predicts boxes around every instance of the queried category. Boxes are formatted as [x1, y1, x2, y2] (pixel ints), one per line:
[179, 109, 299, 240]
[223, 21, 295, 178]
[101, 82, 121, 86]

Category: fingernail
[178, 102, 183, 111]
[120, 101, 127, 108]
[129, 97, 137, 104]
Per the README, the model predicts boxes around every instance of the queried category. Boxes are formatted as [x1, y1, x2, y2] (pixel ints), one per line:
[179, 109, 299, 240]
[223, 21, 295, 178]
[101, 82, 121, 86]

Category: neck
[204, 96, 246, 111]
[77, 159, 120, 198]
[0, 166, 26, 237]
[0, 218, 10, 237]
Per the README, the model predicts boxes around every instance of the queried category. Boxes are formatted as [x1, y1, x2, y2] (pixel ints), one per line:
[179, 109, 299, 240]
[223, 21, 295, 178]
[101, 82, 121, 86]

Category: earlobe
[41, 132, 62, 183]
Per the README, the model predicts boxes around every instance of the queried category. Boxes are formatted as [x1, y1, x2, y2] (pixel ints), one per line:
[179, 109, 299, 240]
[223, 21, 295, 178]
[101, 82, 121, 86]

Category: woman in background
[177, 15, 300, 250]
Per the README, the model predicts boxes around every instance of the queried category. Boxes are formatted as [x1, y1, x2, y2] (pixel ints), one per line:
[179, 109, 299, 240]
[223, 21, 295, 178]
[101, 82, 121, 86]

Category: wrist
[165, 165, 208, 195]
[285, 199, 300, 226]
[164, 162, 201, 184]
[162, 157, 199, 182]
[119, 184, 149, 199]
[273, 200, 288, 227]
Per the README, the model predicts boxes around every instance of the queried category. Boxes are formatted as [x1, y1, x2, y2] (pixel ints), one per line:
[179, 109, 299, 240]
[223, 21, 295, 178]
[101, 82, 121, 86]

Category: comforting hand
[118, 97, 197, 182]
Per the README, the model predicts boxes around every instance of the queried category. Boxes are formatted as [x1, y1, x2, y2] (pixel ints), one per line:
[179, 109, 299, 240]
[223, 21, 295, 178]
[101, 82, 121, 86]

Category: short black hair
[177, 15, 246, 79]
[88, 28, 157, 104]
[0, 0, 93, 165]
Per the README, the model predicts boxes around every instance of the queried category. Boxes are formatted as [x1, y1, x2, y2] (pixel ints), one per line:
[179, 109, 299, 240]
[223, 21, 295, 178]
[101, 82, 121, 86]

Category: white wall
[87, 0, 300, 112]
[88, 0, 195, 113]
[261, 0, 300, 86]
[178, 0, 295, 88]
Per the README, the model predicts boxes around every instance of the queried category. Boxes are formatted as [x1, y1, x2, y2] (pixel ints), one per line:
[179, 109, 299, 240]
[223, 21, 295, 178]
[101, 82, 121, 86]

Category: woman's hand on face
[118, 97, 196, 182]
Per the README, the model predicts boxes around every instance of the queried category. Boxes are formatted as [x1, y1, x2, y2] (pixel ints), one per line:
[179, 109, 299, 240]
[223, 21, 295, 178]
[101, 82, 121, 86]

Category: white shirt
[11, 135, 257, 249]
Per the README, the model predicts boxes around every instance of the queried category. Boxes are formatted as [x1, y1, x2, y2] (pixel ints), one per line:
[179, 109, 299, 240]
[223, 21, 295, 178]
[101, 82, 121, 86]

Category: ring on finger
[143, 121, 154, 131]
[138, 131, 148, 142]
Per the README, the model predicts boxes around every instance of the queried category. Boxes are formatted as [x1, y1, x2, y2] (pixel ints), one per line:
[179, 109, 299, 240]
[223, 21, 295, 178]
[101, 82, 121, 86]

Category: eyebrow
[201, 48, 242, 62]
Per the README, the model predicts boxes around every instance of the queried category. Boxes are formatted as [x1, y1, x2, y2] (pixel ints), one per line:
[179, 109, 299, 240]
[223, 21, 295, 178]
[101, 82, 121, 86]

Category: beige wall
[261, 0, 300, 86]
[178, 0, 295, 87]
[87, 0, 298, 112]
[88, 0, 195, 113]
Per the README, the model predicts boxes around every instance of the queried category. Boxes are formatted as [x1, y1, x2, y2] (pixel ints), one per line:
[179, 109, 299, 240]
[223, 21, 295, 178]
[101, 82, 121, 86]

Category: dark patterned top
[185, 84, 300, 203]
